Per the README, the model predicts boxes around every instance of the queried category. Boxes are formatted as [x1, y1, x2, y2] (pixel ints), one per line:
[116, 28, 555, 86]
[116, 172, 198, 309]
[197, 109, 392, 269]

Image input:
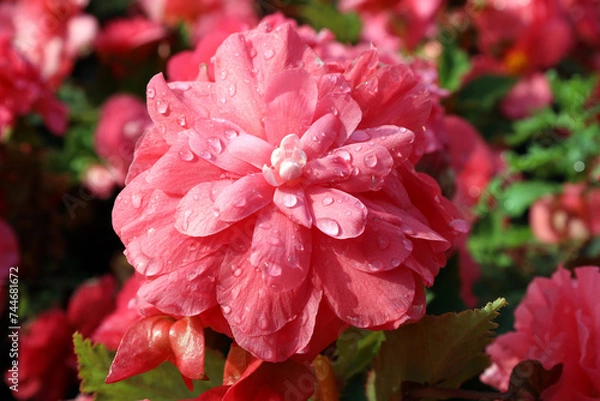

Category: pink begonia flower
[530, 183, 600, 244]
[340, 0, 444, 51]
[501, 73, 553, 119]
[481, 266, 600, 400]
[0, 0, 97, 87]
[82, 164, 119, 200]
[112, 21, 464, 364]
[471, 0, 573, 74]
[3, 275, 116, 401]
[94, 17, 167, 77]
[0, 33, 67, 136]
[94, 94, 152, 186]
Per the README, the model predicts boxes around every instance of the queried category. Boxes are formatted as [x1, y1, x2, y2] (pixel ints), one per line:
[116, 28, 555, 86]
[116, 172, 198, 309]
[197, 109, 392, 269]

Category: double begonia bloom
[481, 266, 600, 400]
[113, 21, 464, 363]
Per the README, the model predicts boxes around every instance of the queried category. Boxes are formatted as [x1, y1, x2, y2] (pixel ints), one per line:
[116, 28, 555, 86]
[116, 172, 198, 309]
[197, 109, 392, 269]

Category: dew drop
[294, 242, 305, 251]
[219, 70, 228, 80]
[317, 218, 341, 237]
[249, 47, 258, 58]
[233, 197, 247, 208]
[224, 129, 238, 139]
[377, 235, 390, 249]
[367, 260, 384, 271]
[336, 149, 352, 162]
[222, 305, 232, 314]
[131, 193, 142, 209]
[146, 87, 156, 99]
[177, 114, 187, 127]
[219, 97, 227, 104]
[156, 101, 169, 115]
[181, 210, 192, 231]
[364, 153, 379, 169]
[390, 258, 402, 267]
[354, 201, 365, 210]
[228, 84, 236, 96]
[449, 219, 470, 233]
[333, 168, 347, 178]
[402, 225, 415, 235]
[199, 150, 212, 160]
[322, 196, 334, 206]
[258, 222, 272, 229]
[351, 131, 370, 141]
[186, 270, 198, 281]
[282, 194, 298, 208]
[207, 137, 224, 154]
[266, 262, 282, 277]
[233, 268, 242, 277]
[269, 236, 282, 246]
[263, 49, 275, 60]
[403, 239, 413, 251]
[251, 67, 259, 76]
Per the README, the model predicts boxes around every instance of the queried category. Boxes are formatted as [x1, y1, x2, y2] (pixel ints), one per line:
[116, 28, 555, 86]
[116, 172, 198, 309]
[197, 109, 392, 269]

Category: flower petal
[348, 125, 415, 162]
[264, 68, 318, 145]
[314, 93, 362, 145]
[250, 207, 312, 292]
[189, 119, 273, 175]
[175, 180, 236, 237]
[273, 186, 312, 228]
[306, 187, 367, 239]
[126, 126, 169, 184]
[313, 233, 421, 328]
[213, 174, 274, 223]
[299, 113, 341, 161]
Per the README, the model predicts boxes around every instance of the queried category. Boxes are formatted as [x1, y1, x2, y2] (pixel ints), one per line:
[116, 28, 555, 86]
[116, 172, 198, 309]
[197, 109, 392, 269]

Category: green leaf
[297, 1, 361, 44]
[500, 181, 561, 217]
[368, 298, 507, 401]
[333, 328, 385, 384]
[74, 333, 225, 401]
[437, 39, 471, 92]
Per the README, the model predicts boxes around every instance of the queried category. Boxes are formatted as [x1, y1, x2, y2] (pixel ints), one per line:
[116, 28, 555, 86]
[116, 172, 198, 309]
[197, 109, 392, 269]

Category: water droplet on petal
[228, 84, 236, 96]
[258, 317, 269, 330]
[224, 129, 238, 139]
[377, 235, 390, 249]
[219, 70, 228, 80]
[282, 194, 298, 208]
[364, 152, 378, 167]
[317, 218, 341, 237]
[390, 258, 402, 267]
[178, 147, 194, 162]
[146, 87, 156, 99]
[233, 197, 247, 208]
[294, 242, 304, 251]
[449, 219, 470, 233]
[186, 270, 198, 281]
[258, 222, 272, 229]
[207, 137, 224, 154]
[249, 47, 258, 58]
[354, 201, 365, 210]
[351, 131, 370, 141]
[269, 236, 282, 246]
[156, 101, 169, 115]
[263, 49, 275, 60]
[402, 225, 415, 235]
[322, 196, 334, 206]
[367, 260, 384, 271]
[222, 305, 232, 314]
[233, 268, 242, 277]
[181, 210, 192, 231]
[266, 262, 282, 276]
[177, 114, 187, 127]
[403, 239, 413, 251]
[336, 149, 352, 162]
[131, 193, 142, 208]
[199, 150, 212, 160]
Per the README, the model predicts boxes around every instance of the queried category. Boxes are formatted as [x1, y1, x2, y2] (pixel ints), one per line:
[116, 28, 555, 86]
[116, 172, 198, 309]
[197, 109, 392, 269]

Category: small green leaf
[297, 1, 361, 43]
[500, 181, 561, 217]
[333, 328, 385, 384]
[369, 298, 507, 401]
[437, 40, 471, 92]
[74, 333, 225, 401]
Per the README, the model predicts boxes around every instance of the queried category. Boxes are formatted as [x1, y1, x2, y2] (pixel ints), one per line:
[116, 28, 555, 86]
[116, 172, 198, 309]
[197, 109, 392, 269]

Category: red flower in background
[4, 275, 116, 401]
[481, 266, 600, 400]
[0, 33, 67, 136]
[112, 20, 464, 369]
[530, 183, 600, 244]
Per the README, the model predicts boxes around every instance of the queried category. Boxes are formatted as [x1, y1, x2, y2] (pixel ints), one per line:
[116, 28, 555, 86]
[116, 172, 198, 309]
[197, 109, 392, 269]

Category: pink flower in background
[4, 275, 116, 401]
[0, 33, 67, 136]
[481, 266, 600, 400]
[94, 17, 167, 77]
[94, 94, 152, 186]
[112, 21, 464, 365]
[340, 0, 444, 51]
[0, 0, 97, 87]
[501, 73, 553, 119]
[530, 184, 600, 244]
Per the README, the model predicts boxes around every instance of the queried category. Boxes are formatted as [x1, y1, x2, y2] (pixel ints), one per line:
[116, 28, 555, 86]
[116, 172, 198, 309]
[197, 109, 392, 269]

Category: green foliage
[437, 39, 471, 92]
[74, 333, 225, 401]
[297, 1, 361, 43]
[367, 299, 506, 401]
[87, 0, 136, 20]
[333, 328, 385, 384]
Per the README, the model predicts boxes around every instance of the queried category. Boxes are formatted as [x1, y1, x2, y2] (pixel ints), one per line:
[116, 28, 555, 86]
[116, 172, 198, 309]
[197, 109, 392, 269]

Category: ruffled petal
[250, 207, 312, 292]
[189, 119, 273, 175]
[347, 125, 415, 162]
[306, 187, 367, 239]
[264, 68, 318, 145]
[298, 113, 341, 161]
[175, 180, 236, 237]
[273, 186, 312, 228]
[313, 93, 362, 145]
[213, 174, 274, 223]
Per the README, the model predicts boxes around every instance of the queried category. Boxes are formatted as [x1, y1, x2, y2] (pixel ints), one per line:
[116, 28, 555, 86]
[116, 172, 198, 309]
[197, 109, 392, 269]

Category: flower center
[262, 134, 307, 186]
